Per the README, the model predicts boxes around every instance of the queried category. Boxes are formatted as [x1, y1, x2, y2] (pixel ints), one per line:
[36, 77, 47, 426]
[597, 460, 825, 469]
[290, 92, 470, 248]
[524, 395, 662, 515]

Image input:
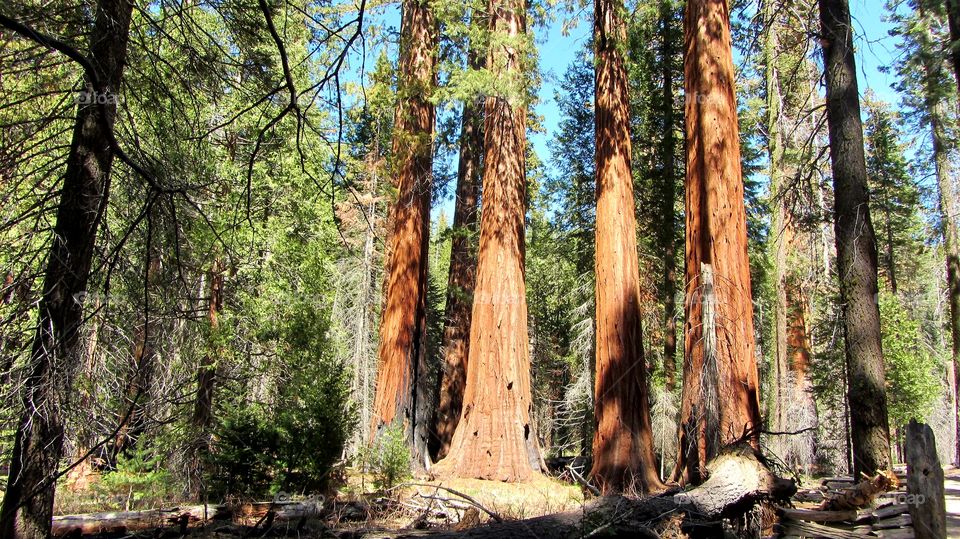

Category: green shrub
[94, 446, 178, 510]
[368, 425, 411, 491]
[207, 354, 356, 499]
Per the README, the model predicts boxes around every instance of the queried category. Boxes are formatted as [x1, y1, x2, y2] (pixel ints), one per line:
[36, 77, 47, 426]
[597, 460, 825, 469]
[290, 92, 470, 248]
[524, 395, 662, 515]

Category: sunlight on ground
[341, 469, 586, 523]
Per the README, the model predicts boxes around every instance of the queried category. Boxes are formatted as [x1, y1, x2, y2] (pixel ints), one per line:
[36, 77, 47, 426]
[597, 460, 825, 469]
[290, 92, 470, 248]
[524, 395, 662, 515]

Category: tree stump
[905, 420, 945, 539]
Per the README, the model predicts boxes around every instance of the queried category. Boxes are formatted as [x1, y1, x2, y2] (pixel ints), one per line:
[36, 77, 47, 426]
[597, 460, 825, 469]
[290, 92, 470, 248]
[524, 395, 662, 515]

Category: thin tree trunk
[112, 252, 161, 461]
[764, 0, 788, 435]
[432, 41, 483, 462]
[927, 5, 960, 465]
[370, 0, 436, 466]
[659, 0, 679, 393]
[672, 0, 762, 486]
[818, 0, 891, 478]
[192, 258, 223, 432]
[435, 0, 540, 481]
[0, 1, 134, 536]
[590, 0, 665, 495]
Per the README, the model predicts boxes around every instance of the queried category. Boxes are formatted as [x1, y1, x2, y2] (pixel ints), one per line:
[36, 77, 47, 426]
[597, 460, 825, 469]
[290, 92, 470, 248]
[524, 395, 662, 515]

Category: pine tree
[818, 0, 892, 477]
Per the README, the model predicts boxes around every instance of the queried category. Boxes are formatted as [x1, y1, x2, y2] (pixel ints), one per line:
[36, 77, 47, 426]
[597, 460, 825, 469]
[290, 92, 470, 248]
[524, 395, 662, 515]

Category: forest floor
[945, 467, 960, 537]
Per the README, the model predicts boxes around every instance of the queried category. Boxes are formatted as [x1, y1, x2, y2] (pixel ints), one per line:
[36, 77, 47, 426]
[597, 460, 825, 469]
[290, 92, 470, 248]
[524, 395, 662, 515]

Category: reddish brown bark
[672, 0, 762, 485]
[432, 44, 483, 462]
[589, 0, 665, 495]
[193, 258, 223, 431]
[370, 0, 436, 464]
[434, 0, 540, 481]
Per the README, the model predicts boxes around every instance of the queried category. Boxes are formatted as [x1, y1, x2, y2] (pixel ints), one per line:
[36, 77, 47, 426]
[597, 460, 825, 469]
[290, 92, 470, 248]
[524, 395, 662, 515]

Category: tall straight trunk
[764, 0, 788, 434]
[590, 0, 665, 495]
[672, 0, 762, 486]
[436, 0, 540, 481]
[818, 0, 891, 478]
[112, 252, 161, 461]
[0, 1, 133, 536]
[930, 6, 960, 465]
[948, 0, 960, 93]
[370, 0, 436, 466]
[432, 42, 484, 462]
[192, 258, 223, 432]
[659, 0, 679, 392]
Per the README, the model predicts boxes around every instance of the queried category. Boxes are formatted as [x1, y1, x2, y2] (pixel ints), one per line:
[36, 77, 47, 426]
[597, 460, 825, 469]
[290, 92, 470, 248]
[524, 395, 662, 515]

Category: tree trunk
[658, 0, 679, 393]
[432, 41, 483, 462]
[435, 0, 540, 481]
[370, 0, 436, 467]
[673, 0, 762, 486]
[818, 0, 891, 478]
[0, 1, 134, 536]
[938, 0, 960, 467]
[590, 0, 665, 495]
[764, 0, 788, 435]
[112, 252, 161, 461]
[192, 258, 223, 432]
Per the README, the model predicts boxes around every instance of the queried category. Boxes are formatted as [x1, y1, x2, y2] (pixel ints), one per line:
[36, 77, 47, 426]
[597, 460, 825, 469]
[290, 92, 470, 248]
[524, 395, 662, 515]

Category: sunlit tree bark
[432, 42, 483, 462]
[370, 0, 436, 466]
[672, 0, 762, 485]
[590, 0, 665, 494]
[437, 0, 541, 480]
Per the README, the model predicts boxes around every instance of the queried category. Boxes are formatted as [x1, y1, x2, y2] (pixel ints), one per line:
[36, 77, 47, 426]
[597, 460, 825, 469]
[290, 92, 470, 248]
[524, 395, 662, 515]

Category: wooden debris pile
[776, 472, 916, 538]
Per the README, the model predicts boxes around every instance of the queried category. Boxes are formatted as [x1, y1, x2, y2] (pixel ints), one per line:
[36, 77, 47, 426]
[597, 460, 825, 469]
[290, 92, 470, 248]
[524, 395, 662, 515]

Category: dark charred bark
[818, 0, 891, 477]
[590, 0, 665, 495]
[370, 0, 436, 467]
[431, 41, 483, 463]
[0, 1, 134, 536]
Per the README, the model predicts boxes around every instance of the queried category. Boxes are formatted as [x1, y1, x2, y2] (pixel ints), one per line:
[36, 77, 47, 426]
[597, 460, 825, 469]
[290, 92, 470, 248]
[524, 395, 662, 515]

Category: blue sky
[376, 0, 908, 219]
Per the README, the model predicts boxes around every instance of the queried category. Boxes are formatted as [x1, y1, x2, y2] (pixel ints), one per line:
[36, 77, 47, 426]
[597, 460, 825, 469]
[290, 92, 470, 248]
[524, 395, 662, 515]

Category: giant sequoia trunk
[0, 1, 134, 536]
[431, 43, 483, 462]
[370, 0, 436, 466]
[435, 0, 540, 481]
[672, 0, 762, 486]
[818, 0, 891, 478]
[590, 0, 665, 495]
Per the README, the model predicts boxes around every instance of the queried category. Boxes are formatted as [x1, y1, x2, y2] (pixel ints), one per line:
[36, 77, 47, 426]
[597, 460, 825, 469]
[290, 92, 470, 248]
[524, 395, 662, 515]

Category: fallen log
[51, 501, 323, 537]
[821, 470, 899, 511]
[402, 446, 794, 538]
[776, 506, 858, 523]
